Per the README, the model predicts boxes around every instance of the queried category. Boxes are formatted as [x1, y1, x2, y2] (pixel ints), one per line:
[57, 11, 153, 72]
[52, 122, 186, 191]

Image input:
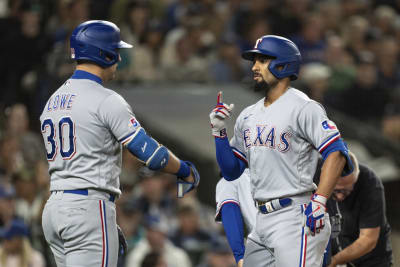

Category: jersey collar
[71, 70, 103, 85]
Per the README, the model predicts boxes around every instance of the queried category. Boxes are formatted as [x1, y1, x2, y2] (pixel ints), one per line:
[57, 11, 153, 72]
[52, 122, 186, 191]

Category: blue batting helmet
[70, 20, 132, 68]
[242, 35, 302, 80]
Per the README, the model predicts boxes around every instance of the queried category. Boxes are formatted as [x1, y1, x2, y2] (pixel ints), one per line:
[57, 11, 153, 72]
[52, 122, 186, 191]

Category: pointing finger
[217, 91, 223, 105]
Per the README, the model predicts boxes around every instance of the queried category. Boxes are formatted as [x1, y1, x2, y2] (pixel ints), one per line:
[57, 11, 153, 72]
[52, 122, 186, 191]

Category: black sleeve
[358, 165, 384, 229]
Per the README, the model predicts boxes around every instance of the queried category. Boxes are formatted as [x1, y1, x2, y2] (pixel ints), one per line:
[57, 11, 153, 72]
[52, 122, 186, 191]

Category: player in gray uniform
[209, 35, 353, 267]
[215, 169, 274, 267]
[40, 20, 199, 267]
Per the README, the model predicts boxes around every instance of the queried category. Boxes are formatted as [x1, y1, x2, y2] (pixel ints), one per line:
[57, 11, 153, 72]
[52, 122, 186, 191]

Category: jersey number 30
[41, 117, 76, 161]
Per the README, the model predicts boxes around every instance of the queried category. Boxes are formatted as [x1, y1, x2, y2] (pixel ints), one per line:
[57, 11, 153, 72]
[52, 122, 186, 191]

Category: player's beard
[254, 79, 272, 95]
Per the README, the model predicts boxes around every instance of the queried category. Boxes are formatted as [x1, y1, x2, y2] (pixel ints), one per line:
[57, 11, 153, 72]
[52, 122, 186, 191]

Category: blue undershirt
[221, 202, 245, 263]
[215, 137, 246, 180]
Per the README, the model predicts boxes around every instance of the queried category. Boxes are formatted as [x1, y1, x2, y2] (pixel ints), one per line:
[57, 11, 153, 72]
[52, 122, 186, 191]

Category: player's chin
[253, 75, 263, 82]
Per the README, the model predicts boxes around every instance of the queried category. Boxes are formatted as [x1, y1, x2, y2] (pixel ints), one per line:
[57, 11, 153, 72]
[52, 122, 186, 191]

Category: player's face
[332, 174, 356, 201]
[251, 55, 279, 91]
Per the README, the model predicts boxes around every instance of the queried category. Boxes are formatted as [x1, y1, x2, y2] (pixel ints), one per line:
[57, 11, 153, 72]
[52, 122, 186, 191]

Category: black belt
[255, 198, 292, 214]
[63, 189, 116, 202]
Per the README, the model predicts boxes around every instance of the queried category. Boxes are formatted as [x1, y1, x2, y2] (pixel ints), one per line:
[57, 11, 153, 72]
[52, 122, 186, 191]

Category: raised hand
[209, 91, 235, 138]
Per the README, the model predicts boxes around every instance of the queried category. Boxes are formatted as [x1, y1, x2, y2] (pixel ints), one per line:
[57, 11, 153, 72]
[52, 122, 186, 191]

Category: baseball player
[39, 20, 200, 267]
[215, 169, 274, 267]
[209, 35, 353, 267]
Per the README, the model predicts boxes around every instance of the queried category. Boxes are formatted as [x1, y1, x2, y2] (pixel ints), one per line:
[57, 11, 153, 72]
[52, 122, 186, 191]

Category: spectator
[0, 135, 21, 179]
[315, 152, 393, 266]
[373, 5, 397, 36]
[120, 1, 151, 50]
[12, 171, 43, 226]
[196, 237, 236, 267]
[116, 199, 144, 267]
[130, 167, 176, 224]
[300, 63, 332, 104]
[291, 12, 326, 63]
[382, 88, 400, 143]
[4, 104, 45, 167]
[0, 184, 17, 227]
[126, 215, 192, 267]
[317, 0, 342, 35]
[170, 204, 215, 266]
[123, 20, 166, 83]
[140, 251, 167, 267]
[342, 16, 370, 60]
[161, 9, 215, 83]
[323, 35, 356, 95]
[209, 38, 248, 83]
[176, 190, 221, 233]
[376, 37, 400, 93]
[336, 52, 389, 124]
[0, 219, 45, 267]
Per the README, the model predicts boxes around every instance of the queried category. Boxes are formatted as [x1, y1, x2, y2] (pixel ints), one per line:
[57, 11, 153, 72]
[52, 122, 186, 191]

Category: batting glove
[303, 193, 327, 235]
[209, 91, 234, 138]
[177, 161, 200, 198]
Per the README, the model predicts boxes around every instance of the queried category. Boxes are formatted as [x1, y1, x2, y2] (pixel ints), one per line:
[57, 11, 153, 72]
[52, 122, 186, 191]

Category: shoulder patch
[322, 120, 337, 131]
[129, 117, 140, 128]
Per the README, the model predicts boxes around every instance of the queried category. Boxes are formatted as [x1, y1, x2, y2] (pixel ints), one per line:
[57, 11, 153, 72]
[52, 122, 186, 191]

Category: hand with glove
[176, 161, 200, 198]
[303, 193, 327, 235]
[210, 91, 235, 138]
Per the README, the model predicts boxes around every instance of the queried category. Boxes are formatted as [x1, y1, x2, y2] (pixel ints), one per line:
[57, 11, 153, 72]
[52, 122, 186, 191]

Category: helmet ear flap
[269, 59, 300, 80]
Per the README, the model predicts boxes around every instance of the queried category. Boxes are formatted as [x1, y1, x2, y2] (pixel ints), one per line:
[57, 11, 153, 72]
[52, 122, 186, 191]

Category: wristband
[176, 160, 191, 178]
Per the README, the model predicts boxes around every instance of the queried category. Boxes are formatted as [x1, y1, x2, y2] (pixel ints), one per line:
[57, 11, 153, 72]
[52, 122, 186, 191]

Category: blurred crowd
[0, 0, 400, 266]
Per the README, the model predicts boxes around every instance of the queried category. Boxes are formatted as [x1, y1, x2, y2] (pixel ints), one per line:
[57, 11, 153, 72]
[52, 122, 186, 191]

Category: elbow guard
[125, 127, 169, 170]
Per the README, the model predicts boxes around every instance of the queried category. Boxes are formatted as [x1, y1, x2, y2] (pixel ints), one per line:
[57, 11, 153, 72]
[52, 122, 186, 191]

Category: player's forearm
[163, 151, 195, 183]
[316, 151, 346, 198]
[331, 235, 377, 265]
[162, 151, 181, 173]
[215, 137, 246, 180]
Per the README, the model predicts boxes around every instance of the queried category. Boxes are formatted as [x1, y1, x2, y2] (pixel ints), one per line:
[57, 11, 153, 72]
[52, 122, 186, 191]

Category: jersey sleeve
[297, 101, 341, 153]
[229, 116, 248, 164]
[215, 178, 239, 222]
[97, 93, 142, 144]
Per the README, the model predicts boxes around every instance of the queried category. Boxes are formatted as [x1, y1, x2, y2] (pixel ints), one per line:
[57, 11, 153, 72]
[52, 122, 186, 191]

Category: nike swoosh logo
[141, 142, 147, 153]
[244, 114, 253, 120]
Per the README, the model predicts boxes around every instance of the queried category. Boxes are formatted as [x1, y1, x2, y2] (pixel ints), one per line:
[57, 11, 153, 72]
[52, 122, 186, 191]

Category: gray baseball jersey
[230, 88, 340, 201]
[215, 169, 257, 234]
[40, 78, 141, 195]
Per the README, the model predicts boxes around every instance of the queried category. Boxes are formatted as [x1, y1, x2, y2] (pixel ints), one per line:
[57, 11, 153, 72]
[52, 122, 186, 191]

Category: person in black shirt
[319, 152, 393, 267]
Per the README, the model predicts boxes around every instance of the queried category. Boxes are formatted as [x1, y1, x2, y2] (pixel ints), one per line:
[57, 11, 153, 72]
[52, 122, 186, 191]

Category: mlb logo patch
[129, 117, 139, 127]
[322, 120, 337, 130]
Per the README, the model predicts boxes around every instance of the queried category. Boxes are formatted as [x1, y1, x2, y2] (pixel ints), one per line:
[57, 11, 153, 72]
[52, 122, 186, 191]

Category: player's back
[40, 77, 124, 194]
